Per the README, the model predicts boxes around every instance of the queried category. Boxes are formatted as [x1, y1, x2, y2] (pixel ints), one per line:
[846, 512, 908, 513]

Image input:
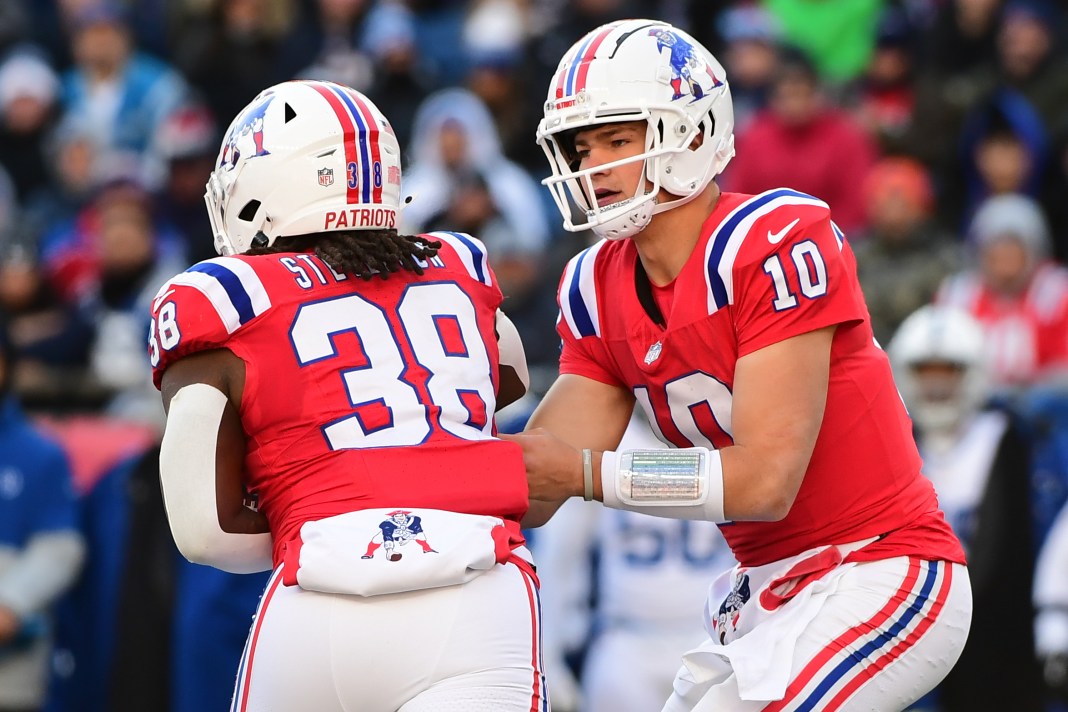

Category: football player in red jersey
[503, 19, 973, 711]
[149, 80, 545, 712]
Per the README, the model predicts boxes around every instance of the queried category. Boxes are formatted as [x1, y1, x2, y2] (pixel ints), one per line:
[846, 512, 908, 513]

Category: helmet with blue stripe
[536, 19, 735, 240]
[205, 80, 403, 256]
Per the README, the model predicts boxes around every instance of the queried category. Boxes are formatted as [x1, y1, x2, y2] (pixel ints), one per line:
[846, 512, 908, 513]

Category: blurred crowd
[2, 0, 1068, 710]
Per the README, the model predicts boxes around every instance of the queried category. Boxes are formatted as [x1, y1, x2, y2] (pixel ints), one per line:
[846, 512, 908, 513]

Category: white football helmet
[888, 305, 990, 433]
[536, 19, 735, 240]
[205, 80, 403, 256]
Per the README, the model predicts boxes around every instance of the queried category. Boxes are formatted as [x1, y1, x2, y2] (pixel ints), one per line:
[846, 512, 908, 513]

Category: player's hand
[499, 428, 584, 502]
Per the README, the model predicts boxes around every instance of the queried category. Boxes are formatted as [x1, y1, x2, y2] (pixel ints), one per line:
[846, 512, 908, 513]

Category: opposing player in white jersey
[149, 80, 545, 712]
[889, 305, 1044, 711]
[537, 410, 736, 712]
[503, 19, 972, 711]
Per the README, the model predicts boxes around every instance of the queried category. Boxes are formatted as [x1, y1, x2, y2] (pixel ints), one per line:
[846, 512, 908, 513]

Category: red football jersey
[937, 262, 1068, 387]
[557, 189, 966, 568]
[149, 231, 528, 563]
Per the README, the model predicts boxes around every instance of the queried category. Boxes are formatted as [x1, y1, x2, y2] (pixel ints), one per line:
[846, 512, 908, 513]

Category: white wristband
[600, 447, 725, 522]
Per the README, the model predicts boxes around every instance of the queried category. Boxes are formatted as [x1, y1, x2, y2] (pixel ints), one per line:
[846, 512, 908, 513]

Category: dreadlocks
[246, 230, 442, 280]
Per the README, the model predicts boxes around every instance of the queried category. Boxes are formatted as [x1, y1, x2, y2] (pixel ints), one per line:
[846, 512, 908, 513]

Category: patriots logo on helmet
[649, 28, 722, 102]
[219, 93, 274, 169]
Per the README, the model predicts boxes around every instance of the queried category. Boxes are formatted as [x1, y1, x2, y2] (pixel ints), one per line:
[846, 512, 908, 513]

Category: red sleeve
[554, 251, 625, 388]
[557, 321, 622, 386]
[731, 208, 869, 357]
[147, 279, 234, 389]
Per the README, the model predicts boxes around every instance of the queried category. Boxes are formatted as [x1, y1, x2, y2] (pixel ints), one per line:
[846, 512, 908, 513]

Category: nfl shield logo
[318, 168, 334, 187]
[644, 341, 663, 365]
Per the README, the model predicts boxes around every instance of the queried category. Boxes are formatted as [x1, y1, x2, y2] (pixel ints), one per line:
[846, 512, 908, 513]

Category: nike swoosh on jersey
[767, 218, 801, 244]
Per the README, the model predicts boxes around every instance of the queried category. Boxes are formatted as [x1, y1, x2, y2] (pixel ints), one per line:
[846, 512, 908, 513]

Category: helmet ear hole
[238, 200, 262, 222]
[284, 103, 297, 123]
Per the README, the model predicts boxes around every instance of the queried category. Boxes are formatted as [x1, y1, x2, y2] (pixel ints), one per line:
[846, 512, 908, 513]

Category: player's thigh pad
[230, 561, 546, 712]
[664, 557, 972, 712]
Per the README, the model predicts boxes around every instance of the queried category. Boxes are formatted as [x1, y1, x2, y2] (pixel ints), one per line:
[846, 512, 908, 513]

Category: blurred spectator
[937, 193, 1068, 392]
[462, 0, 534, 169]
[920, 0, 1003, 77]
[0, 3, 30, 58]
[173, 0, 297, 129]
[33, 173, 186, 420]
[535, 411, 736, 712]
[360, 0, 425, 151]
[903, 0, 1003, 178]
[0, 317, 86, 712]
[853, 157, 962, 345]
[16, 118, 103, 302]
[953, 90, 1049, 230]
[150, 103, 219, 264]
[0, 234, 98, 415]
[888, 305, 1044, 712]
[402, 88, 550, 312]
[852, 6, 919, 154]
[279, 0, 395, 92]
[715, 2, 781, 133]
[0, 48, 61, 204]
[723, 48, 878, 235]
[58, 2, 190, 186]
[82, 180, 186, 426]
[993, 0, 1068, 139]
[762, 0, 883, 84]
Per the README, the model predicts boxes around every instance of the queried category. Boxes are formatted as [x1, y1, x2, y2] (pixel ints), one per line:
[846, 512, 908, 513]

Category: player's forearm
[521, 499, 567, 528]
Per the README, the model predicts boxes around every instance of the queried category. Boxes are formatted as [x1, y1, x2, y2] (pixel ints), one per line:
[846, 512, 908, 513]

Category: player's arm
[508, 326, 833, 525]
[159, 349, 273, 573]
[719, 325, 832, 520]
[505, 373, 634, 527]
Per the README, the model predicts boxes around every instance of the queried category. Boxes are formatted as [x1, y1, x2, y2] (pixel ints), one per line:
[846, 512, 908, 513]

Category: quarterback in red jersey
[505, 19, 972, 711]
[149, 80, 545, 712]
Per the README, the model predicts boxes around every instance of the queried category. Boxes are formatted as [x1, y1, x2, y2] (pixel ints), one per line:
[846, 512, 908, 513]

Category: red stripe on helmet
[573, 26, 614, 93]
[346, 90, 383, 204]
[309, 83, 361, 204]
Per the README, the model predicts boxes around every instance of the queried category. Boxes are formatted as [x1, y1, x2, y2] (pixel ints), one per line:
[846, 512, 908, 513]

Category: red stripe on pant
[823, 564, 954, 710]
[763, 558, 923, 712]
[519, 566, 545, 712]
[237, 571, 284, 712]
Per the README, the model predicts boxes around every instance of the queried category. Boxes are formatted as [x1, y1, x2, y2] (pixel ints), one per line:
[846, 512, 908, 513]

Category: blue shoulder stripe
[188, 262, 257, 326]
[567, 247, 597, 337]
[705, 189, 828, 312]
